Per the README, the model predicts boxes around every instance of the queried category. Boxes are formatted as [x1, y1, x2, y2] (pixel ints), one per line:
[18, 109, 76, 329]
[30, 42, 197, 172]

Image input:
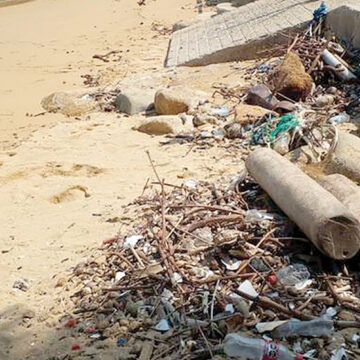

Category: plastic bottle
[272, 319, 334, 338]
[329, 112, 350, 125]
[224, 333, 303, 360]
[245, 209, 276, 223]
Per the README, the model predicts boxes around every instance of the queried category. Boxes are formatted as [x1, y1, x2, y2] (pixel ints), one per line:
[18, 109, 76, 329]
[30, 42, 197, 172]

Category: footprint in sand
[49, 185, 91, 204]
[41, 163, 104, 178]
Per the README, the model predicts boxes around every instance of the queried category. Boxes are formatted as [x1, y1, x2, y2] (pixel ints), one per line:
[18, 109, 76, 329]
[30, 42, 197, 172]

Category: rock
[326, 86, 338, 95]
[338, 310, 356, 322]
[273, 100, 298, 114]
[216, 3, 234, 14]
[134, 115, 192, 135]
[315, 94, 335, 107]
[245, 84, 278, 110]
[224, 122, 243, 139]
[154, 86, 207, 115]
[115, 89, 155, 115]
[272, 52, 313, 101]
[193, 112, 218, 127]
[41, 90, 98, 116]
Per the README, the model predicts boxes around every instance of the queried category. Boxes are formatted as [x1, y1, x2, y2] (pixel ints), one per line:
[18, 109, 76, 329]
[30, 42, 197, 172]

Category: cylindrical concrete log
[246, 148, 360, 260]
[326, 131, 360, 183]
[320, 174, 360, 221]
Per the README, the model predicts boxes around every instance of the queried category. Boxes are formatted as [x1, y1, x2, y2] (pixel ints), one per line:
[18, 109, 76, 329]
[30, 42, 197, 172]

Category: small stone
[115, 89, 155, 115]
[246, 84, 278, 110]
[315, 94, 334, 107]
[250, 257, 270, 272]
[41, 90, 98, 116]
[193, 113, 218, 127]
[134, 115, 191, 135]
[327, 86, 338, 95]
[154, 86, 207, 115]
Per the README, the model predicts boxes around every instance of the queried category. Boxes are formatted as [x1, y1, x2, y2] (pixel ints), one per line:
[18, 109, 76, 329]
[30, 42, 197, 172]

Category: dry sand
[0, 0, 251, 358]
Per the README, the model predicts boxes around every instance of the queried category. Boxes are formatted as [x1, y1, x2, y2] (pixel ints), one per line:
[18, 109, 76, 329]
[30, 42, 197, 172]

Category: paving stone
[165, 0, 358, 67]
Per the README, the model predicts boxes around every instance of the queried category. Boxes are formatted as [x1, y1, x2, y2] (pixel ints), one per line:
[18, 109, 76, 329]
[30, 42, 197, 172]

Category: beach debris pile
[55, 156, 360, 359]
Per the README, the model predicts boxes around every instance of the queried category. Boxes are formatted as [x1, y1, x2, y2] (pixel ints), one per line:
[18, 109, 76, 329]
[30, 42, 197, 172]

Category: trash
[238, 280, 258, 298]
[246, 148, 360, 259]
[65, 318, 76, 328]
[245, 209, 276, 223]
[184, 178, 197, 189]
[323, 307, 337, 320]
[225, 303, 235, 314]
[331, 346, 347, 360]
[329, 112, 351, 125]
[272, 52, 313, 101]
[224, 333, 303, 360]
[272, 319, 334, 338]
[12, 278, 31, 292]
[210, 105, 230, 117]
[276, 263, 310, 288]
[266, 273, 278, 286]
[246, 84, 278, 110]
[256, 320, 289, 334]
[72, 344, 81, 351]
[117, 337, 127, 346]
[154, 319, 171, 332]
[115, 271, 126, 281]
[221, 257, 242, 271]
[321, 50, 357, 82]
[273, 132, 291, 155]
[313, 1, 327, 20]
[124, 235, 143, 249]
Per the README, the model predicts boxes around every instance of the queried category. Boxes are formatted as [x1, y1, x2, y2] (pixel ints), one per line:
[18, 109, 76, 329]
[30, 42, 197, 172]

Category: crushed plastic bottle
[224, 333, 303, 360]
[276, 263, 310, 288]
[329, 112, 350, 125]
[245, 209, 276, 223]
[273, 132, 291, 155]
[272, 319, 334, 338]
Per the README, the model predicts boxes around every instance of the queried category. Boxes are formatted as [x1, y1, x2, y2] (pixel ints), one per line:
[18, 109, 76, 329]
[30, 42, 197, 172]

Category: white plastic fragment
[115, 271, 126, 281]
[221, 258, 242, 271]
[238, 280, 258, 298]
[184, 178, 197, 189]
[155, 319, 171, 332]
[294, 279, 313, 290]
[124, 235, 143, 249]
[256, 320, 289, 333]
[331, 347, 347, 360]
[323, 307, 337, 320]
[225, 304, 235, 314]
[171, 272, 183, 284]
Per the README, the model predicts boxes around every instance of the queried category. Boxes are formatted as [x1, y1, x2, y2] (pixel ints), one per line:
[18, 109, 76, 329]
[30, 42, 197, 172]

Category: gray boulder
[115, 89, 155, 115]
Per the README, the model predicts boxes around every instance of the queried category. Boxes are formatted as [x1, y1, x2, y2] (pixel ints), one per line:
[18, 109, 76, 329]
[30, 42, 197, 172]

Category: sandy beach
[0, 0, 246, 358]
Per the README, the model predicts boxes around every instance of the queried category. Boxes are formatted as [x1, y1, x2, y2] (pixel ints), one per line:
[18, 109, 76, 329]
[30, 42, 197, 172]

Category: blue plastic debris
[313, 1, 327, 21]
[117, 337, 127, 346]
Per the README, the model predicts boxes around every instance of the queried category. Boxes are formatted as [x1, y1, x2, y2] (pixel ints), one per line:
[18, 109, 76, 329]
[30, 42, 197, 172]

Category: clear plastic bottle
[224, 333, 303, 360]
[272, 319, 334, 338]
